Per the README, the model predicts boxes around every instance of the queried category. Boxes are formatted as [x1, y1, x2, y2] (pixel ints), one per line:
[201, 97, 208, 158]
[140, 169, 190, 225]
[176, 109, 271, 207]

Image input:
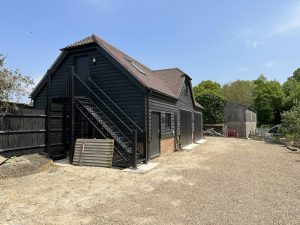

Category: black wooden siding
[33, 47, 145, 132]
[89, 50, 145, 131]
[33, 45, 202, 156]
[0, 108, 46, 157]
[148, 78, 200, 140]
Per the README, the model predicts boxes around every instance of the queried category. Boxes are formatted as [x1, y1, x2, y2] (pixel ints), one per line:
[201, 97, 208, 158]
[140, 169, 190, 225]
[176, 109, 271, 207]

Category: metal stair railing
[73, 72, 139, 168]
[88, 77, 143, 133]
[74, 73, 134, 134]
[74, 102, 129, 163]
[75, 97, 132, 151]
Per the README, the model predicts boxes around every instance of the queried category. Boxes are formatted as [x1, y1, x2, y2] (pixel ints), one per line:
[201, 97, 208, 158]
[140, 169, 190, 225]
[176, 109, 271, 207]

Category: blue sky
[1, 0, 300, 102]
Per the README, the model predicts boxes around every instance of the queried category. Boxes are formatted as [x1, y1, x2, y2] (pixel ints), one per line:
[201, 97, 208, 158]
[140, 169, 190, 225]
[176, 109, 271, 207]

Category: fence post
[132, 129, 137, 169]
[46, 69, 52, 158]
[69, 66, 75, 163]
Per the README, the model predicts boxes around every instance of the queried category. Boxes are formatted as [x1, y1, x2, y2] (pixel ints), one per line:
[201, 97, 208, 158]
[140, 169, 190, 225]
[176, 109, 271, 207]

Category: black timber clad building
[31, 34, 204, 167]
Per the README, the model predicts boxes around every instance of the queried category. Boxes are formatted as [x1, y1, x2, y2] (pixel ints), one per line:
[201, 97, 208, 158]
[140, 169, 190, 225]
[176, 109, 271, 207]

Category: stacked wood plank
[73, 139, 114, 167]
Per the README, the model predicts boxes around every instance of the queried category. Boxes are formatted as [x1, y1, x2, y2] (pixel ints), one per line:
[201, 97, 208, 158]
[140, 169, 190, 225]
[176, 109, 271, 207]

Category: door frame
[180, 109, 193, 148]
[194, 112, 203, 141]
[74, 55, 90, 97]
[149, 111, 161, 159]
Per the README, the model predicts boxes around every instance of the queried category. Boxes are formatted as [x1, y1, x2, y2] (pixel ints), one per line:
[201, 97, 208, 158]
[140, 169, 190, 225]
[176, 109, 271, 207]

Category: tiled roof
[62, 35, 187, 99]
[35, 34, 203, 109]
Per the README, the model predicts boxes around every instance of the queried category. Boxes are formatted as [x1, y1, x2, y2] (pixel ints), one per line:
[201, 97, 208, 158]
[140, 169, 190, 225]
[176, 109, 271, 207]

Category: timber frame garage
[31, 34, 204, 168]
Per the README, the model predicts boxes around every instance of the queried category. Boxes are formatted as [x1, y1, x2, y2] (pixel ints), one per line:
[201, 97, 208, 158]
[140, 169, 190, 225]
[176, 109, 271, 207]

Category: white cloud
[237, 28, 255, 39]
[265, 61, 274, 68]
[238, 2, 300, 49]
[245, 40, 265, 49]
[266, 2, 300, 37]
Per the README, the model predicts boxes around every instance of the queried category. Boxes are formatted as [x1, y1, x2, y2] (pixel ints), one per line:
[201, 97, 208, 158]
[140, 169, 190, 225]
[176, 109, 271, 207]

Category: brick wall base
[160, 137, 175, 156]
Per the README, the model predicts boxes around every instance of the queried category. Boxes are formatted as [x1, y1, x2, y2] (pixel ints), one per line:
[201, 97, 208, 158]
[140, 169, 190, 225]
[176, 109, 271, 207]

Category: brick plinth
[160, 137, 175, 156]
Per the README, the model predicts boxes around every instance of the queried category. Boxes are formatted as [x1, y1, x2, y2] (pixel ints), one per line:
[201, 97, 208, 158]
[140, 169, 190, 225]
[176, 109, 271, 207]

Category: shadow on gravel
[286, 151, 300, 154]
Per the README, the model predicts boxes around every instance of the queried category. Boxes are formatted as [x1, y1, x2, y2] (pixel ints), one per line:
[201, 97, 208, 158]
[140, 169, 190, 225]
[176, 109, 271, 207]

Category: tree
[193, 80, 222, 97]
[282, 68, 300, 110]
[195, 93, 225, 124]
[0, 54, 34, 109]
[222, 80, 254, 107]
[291, 68, 300, 82]
[279, 102, 300, 141]
[253, 75, 284, 125]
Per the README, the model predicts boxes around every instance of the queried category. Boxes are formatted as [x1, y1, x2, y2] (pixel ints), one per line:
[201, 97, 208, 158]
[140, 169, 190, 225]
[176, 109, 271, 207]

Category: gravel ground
[0, 154, 51, 179]
[0, 137, 299, 225]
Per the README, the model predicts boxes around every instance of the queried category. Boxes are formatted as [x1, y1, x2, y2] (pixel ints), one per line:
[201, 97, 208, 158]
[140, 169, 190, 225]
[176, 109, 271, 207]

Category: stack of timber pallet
[73, 139, 114, 167]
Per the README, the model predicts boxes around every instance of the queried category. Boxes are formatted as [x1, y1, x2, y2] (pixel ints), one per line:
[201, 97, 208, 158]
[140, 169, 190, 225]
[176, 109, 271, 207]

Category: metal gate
[149, 112, 160, 158]
[180, 110, 192, 147]
[194, 112, 203, 141]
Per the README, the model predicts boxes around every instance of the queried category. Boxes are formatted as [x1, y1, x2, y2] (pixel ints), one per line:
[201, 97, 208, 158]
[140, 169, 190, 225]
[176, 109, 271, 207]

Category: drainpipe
[146, 89, 151, 162]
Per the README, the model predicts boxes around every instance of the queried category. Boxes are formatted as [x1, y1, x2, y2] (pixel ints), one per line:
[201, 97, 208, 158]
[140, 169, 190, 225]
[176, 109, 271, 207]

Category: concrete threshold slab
[182, 139, 207, 150]
[53, 158, 73, 167]
[196, 139, 207, 144]
[122, 162, 159, 174]
[182, 143, 198, 150]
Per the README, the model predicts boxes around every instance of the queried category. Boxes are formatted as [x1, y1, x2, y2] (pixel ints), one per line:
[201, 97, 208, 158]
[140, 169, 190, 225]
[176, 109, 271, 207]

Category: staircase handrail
[73, 73, 133, 133]
[75, 97, 131, 144]
[88, 77, 143, 133]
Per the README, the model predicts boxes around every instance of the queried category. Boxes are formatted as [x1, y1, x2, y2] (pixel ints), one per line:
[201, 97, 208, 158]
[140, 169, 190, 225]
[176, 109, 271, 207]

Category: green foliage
[282, 68, 300, 110]
[193, 80, 222, 97]
[253, 75, 284, 125]
[0, 54, 34, 108]
[195, 93, 225, 124]
[279, 103, 300, 141]
[292, 68, 300, 82]
[222, 80, 254, 107]
[193, 69, 300, 126]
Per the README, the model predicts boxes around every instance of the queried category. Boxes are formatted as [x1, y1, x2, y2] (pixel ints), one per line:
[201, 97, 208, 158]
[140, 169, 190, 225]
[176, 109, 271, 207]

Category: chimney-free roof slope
[33, 34, 203, 109]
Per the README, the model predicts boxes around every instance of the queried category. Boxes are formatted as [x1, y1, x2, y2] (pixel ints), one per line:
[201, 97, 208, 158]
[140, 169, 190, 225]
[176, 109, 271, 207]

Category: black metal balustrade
[72, 72, 142, 168]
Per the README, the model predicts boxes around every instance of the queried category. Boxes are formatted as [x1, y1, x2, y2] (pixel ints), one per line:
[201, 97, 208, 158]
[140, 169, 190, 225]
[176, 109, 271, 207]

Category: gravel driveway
[0, 137, 299, 225]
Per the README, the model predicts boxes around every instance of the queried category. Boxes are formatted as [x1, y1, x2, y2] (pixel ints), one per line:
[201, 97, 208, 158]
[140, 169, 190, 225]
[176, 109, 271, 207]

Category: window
[124, 57, 146, 75]
[165, 113, 171, 130]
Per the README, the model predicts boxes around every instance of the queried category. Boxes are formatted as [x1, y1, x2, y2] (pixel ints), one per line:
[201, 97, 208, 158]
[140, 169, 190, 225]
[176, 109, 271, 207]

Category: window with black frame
[165, 113, 171, 131]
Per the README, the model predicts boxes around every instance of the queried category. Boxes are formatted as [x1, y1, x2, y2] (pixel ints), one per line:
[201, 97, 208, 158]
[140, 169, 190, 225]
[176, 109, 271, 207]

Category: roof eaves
[149, 88, 178, 99]
[93, 40, 149, 89]
[30, 52, 67, 98]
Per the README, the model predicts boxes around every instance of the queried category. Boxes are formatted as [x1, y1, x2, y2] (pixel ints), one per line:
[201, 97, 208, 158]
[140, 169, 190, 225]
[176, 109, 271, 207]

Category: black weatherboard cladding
[33, 47, 145, 132]
[149, 78, 198, 142]
[31, 35, 204, 160]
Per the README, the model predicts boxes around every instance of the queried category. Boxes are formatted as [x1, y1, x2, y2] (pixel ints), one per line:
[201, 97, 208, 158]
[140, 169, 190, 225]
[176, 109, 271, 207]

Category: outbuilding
[224, 101, 256, 138]
[31, 35, 204, 167]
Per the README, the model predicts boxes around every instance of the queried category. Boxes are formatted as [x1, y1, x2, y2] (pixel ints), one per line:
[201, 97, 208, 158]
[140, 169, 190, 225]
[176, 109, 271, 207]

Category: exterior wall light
[92, 57, 96, 64]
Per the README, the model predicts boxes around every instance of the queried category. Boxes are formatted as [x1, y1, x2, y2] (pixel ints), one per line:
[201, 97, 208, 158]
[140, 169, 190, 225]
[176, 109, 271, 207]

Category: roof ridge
[55, 34, 189, 100]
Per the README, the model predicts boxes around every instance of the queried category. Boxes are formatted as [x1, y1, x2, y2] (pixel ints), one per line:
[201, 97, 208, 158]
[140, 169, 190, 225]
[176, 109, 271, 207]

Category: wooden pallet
[73, 139, 114, 167]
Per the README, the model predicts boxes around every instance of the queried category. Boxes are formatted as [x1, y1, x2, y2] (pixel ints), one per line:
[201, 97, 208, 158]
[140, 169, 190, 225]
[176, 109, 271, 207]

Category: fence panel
[0, 108, 46, 156]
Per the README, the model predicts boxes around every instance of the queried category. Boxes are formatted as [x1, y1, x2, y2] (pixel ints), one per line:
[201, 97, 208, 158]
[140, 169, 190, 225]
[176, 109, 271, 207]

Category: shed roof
[225, 101, 256, 113]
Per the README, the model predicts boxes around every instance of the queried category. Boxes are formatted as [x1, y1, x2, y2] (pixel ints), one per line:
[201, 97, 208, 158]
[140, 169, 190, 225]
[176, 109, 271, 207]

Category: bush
[279, 103, 300, 141]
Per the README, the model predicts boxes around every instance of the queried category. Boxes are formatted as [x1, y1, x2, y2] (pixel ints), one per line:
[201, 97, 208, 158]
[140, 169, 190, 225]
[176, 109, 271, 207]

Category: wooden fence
[0, 108, 46, 157]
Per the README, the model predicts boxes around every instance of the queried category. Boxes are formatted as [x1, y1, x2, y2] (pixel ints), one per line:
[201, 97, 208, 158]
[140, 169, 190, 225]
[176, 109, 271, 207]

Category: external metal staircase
[75, 97, 133, 163]
[73, 73, 144, 167]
